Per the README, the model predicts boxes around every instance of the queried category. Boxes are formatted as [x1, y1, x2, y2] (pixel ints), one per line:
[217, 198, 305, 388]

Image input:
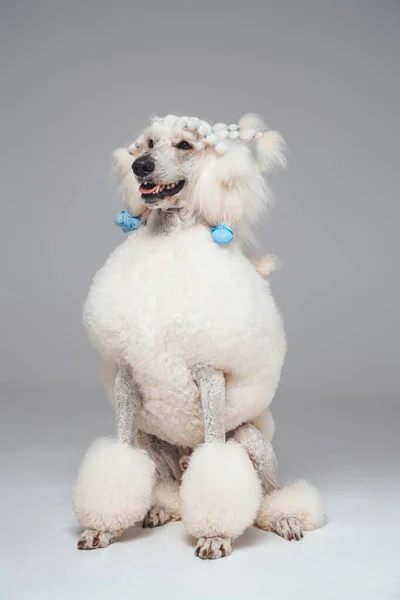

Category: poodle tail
[255, 254, 281, 278]
[255, 480, 326, 533]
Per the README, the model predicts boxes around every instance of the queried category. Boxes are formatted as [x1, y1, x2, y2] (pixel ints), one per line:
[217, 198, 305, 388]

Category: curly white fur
[77, 113, 325, 555]
[84, 226, 286, 447]
[73, 437, 156, 531]
[112, 113, 285, 245]
[180, 442, 262, 540]
[150, 478, 181, 521]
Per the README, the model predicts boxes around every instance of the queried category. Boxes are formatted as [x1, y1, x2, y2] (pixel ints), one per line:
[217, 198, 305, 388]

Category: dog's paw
[272, 515, 304, 541]
[142, 505, 180, 528]
[195, 537, 232, 560]
[179, 454, 191, 472]
[77, 528, 122, 550]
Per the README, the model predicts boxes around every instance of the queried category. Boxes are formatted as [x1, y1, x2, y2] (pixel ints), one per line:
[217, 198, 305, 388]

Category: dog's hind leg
[180, 366, 262, 560]
[74, 363, 156, 549]
[230, 422, 278, 493]
[231, 422, 325, 541]
[139, 432, 183, 528]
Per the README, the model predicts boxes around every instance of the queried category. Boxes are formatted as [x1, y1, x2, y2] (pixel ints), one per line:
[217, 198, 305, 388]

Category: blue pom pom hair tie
[211, 224, 234, 245]
[114, 210, 233, 245]
[114, 210, 141, 233]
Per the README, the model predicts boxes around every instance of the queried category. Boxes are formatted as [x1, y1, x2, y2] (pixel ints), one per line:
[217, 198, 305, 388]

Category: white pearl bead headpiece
[127, 115, 265, 157]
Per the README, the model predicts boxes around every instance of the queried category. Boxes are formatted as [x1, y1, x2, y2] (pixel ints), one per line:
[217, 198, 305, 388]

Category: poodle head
[114, 114, 286, 243]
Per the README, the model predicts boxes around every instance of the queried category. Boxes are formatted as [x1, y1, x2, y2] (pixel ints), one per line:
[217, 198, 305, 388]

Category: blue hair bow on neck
[114, 210, 233, 245]
[114, 210, 141, 233]
[210, 224, 234, 245]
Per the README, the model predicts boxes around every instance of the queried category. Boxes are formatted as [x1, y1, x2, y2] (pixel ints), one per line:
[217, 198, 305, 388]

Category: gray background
[1, 1, 399, 599]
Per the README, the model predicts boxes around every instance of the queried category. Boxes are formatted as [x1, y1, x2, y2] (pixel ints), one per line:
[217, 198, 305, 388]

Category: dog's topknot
[127, 114, 285, 173]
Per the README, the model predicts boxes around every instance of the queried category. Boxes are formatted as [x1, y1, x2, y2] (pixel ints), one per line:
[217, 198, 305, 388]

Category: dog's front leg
[114, 363, 140, 445]
[74, 362, 156, 550]
[180, 366, 262, 560]
[193, 365, 225, 443]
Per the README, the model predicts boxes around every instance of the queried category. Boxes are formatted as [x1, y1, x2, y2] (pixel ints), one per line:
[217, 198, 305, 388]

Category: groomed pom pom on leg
[74, 437, 156, 534]
[180, 441, 262, 558]
[255, 479, 326, 539]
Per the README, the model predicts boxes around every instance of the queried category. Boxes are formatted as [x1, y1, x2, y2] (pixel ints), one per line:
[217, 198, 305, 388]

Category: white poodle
[73, 114, 325, 559]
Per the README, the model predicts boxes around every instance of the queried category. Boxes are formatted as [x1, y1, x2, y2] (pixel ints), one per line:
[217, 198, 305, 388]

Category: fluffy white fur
[73, 437, 156, 531]
[192, 143, 268, 243]
[255, 254, 280, 278]
[252, 407, 276, 441]
[255, 480, 326, 532]
[113, 114, 285, 247]
[84, 226, 286, 446]
[85, 115, 287, 446]
[180, 442, 262, 540]
[113, 147, 147, 219]
[152, 478, 181, 522]
[78, 114, 324, 553]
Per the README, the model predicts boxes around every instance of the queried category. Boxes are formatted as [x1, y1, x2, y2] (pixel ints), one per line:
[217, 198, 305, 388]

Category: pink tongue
[139, 184, 158, 194]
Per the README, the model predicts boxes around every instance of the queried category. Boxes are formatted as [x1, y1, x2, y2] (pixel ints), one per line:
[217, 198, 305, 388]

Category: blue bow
[114, 210, 141, 233]
[211, 224, 234, 245]
[114, 211, 234, 245]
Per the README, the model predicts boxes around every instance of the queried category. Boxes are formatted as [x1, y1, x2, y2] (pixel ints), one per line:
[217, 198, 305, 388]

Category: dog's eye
[148, 139, 154, 149]
[176, 140, 193, 150]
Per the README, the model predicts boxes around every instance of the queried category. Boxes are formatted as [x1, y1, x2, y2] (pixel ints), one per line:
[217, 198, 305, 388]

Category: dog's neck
[146, 207, 195, 236]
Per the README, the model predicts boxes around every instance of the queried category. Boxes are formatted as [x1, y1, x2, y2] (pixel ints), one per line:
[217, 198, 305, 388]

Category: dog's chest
[84, 226, 283, 445]
[84, 227, 270, 363]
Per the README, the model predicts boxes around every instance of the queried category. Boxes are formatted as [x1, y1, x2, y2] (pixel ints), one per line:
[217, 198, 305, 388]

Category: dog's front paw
[272, 515, 304, 541]
[179, 454, 191, 472]
[195, 537, 232, 560]
[142, 505, 180, 528]
[77, 528, 122, 550]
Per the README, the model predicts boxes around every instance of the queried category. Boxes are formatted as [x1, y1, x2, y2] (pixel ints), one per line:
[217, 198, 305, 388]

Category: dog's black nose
[132, 154, 155, 178]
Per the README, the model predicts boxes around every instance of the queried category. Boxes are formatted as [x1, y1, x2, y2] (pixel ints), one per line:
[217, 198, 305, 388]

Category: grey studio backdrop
[1, 1, 399, 600]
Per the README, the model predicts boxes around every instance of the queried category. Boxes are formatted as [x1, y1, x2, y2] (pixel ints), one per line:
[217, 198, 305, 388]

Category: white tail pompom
[256, 254, 281, 277]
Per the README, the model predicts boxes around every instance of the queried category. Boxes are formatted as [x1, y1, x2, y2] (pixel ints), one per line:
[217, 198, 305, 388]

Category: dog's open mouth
[139, 180, 185, 202]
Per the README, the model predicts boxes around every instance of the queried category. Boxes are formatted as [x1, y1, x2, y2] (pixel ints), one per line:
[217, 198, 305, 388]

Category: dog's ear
[113, 148, 145, 217]
[193, 144, 272, 244]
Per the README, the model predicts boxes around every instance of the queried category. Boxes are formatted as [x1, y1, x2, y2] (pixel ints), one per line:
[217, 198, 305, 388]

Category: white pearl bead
[238, 129, 256, 142]
[187, 117, 200, 131]
[215, 142, 228, 155]
[197, 123, 211, 136]
[205, 133, 218, 145]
